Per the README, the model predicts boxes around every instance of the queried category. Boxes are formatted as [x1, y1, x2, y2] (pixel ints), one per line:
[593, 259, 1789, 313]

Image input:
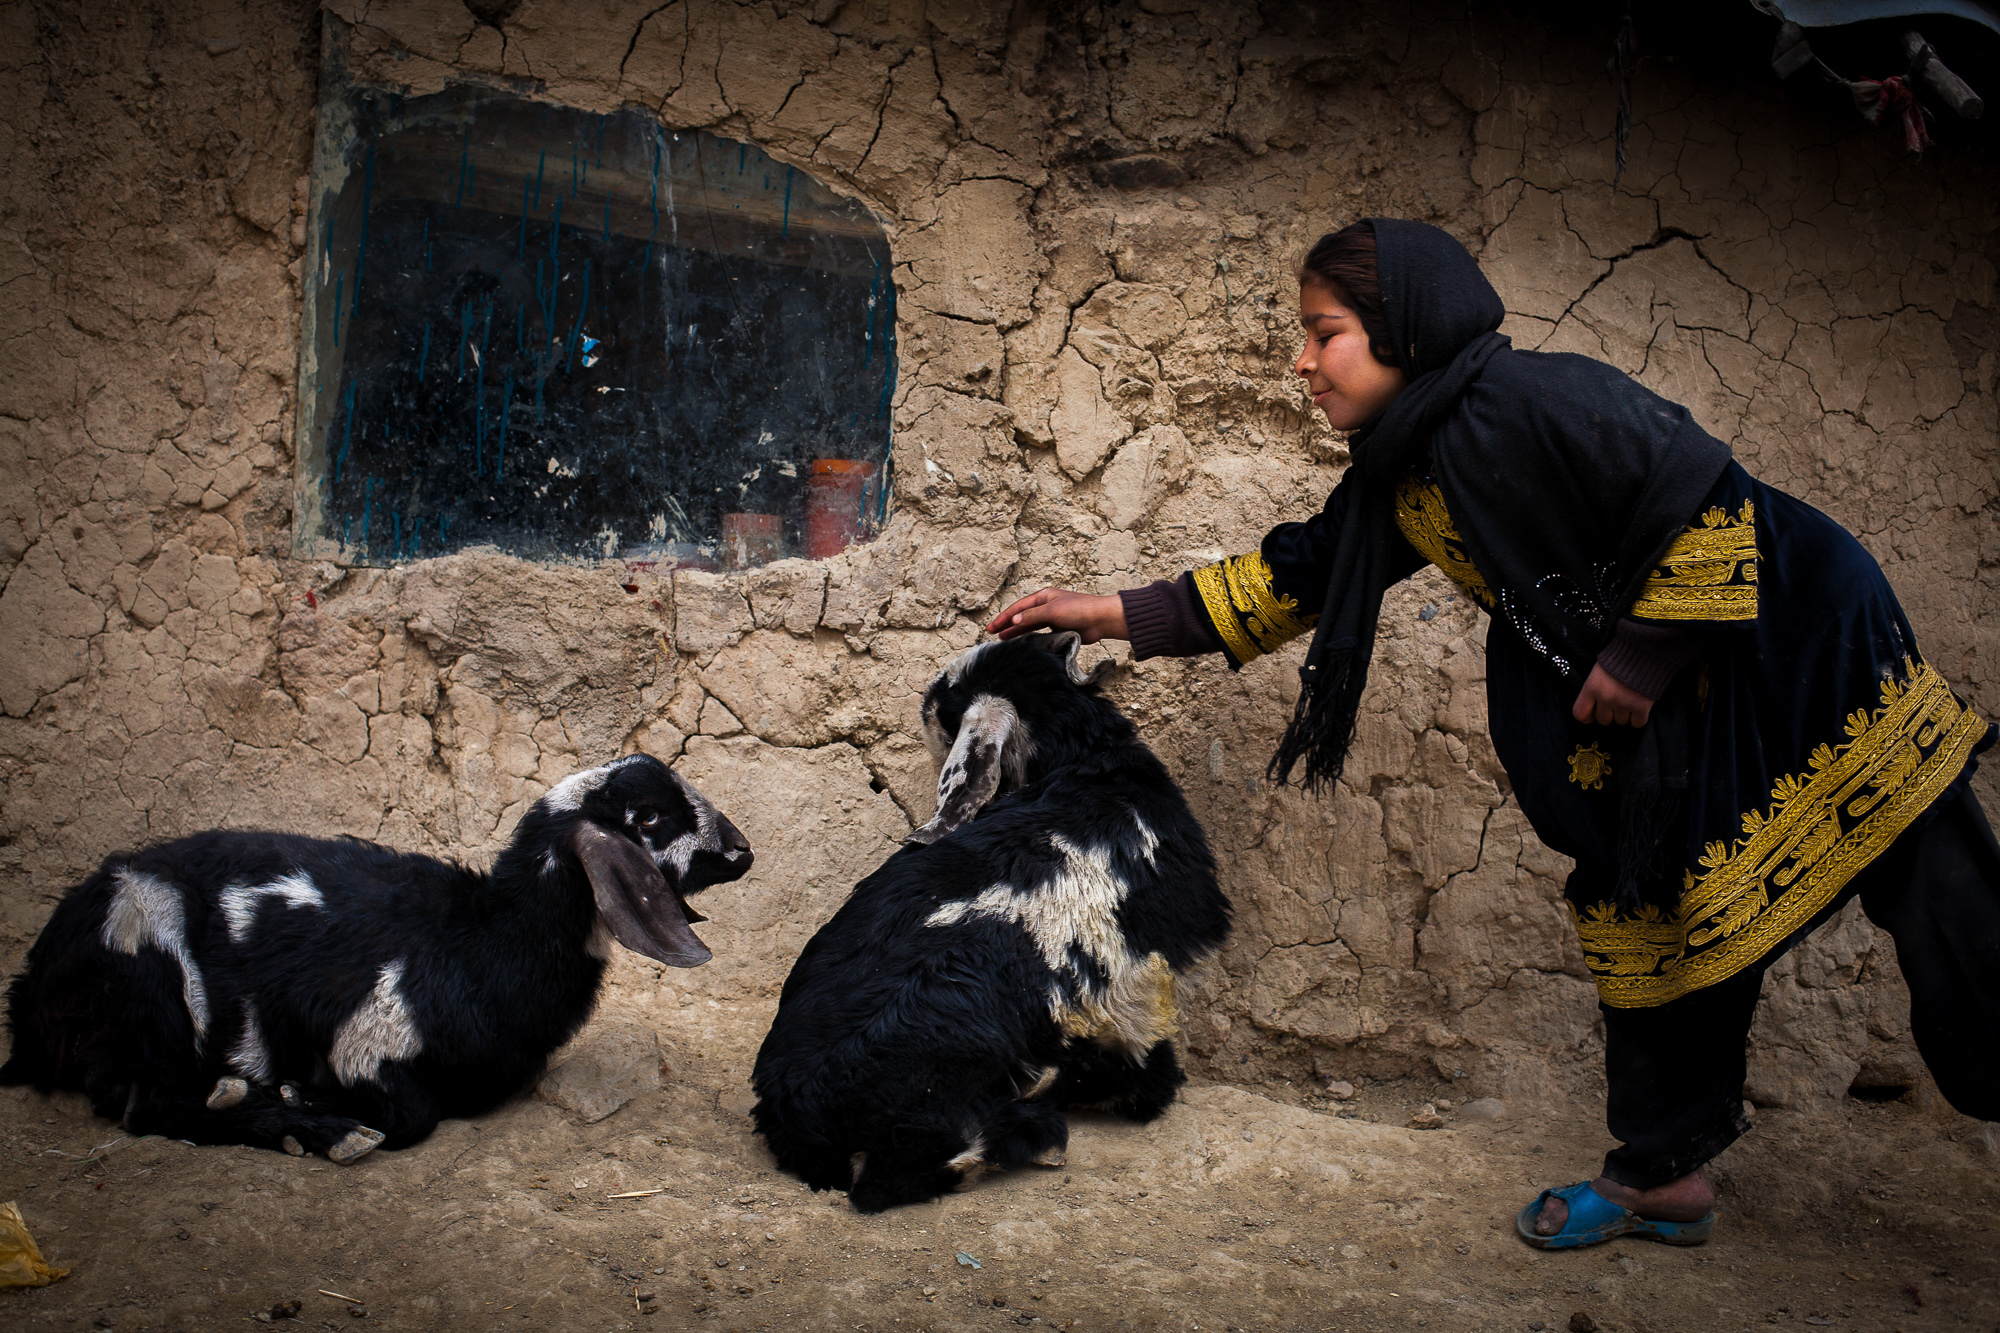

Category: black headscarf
[1270, 220, 1732, 809]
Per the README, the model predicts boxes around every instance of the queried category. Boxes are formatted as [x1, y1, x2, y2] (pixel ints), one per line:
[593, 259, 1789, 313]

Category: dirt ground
[3, 994, 1996, 1333]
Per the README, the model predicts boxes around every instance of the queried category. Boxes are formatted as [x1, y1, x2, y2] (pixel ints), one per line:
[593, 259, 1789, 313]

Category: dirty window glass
[295, 78, 895, 568]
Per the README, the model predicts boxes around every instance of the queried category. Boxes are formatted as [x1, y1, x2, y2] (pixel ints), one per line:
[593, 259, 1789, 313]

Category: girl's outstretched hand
[1571, 663, 1654, 727]
[986, 587, 1129, 643]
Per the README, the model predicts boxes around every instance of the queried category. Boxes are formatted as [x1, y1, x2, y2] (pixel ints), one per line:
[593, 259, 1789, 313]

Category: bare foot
[1533, 1168, 1715, 1236]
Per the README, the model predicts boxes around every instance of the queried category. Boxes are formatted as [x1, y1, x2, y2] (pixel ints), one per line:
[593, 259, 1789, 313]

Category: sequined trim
[1568, 743, 1613, 790]
[1392, 477, 1495, 609]
[1574, 660, 1988, 1008]
[1628, 500, 1759, 622]
[1191, 553, 1317, 666]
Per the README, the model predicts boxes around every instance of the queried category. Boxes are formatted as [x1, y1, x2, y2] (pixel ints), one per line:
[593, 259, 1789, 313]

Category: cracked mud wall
[2, 0, 1995, 1119]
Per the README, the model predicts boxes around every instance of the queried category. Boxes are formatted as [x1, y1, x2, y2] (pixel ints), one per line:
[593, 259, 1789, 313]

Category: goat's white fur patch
[541, 754, 647, 813]
[330, 959, 424, 1086]
[948, 1133, 991, 1183]
[943, 641, 997, 686]
[925, 821, 1180, 1057]
[220, 871, 324, 943]
[584, 917, 616, 961]
[229, 1000, 272, 1082]
[102, 867, 210, 1048]
[1019, 1064, 1059, 1099]
[655, 771, 723, 876]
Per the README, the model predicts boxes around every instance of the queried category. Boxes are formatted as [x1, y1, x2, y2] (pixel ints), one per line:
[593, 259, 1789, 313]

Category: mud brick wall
[2, 0, 1994, 1113]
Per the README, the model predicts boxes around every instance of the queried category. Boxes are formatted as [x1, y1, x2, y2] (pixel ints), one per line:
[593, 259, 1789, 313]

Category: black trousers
[1599, 783, 2000, 1190]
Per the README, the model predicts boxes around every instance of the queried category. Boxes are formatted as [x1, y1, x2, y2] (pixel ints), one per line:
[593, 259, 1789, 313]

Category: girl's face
[1294, 280, 1406, 431]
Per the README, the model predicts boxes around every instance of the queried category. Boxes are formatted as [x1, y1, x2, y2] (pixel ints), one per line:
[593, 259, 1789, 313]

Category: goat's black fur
[1, 754, 751, 1162]
[751, 633, 1231, 1212]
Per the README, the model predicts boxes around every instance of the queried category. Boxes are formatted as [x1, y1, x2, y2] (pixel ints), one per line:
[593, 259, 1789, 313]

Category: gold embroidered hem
[1628, 500, 1759, 623]
[1393, 477, 1495, 609]
[1575, 660, 1988, 1008]
[1191, 552, 1317, 666]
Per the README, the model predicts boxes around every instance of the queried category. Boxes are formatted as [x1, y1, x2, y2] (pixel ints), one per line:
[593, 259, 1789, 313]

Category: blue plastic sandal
[1515, 1181, 1716, 1249]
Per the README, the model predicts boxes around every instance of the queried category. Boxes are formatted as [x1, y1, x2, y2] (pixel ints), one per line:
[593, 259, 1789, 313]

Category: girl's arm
[986, 587, 1129, 642]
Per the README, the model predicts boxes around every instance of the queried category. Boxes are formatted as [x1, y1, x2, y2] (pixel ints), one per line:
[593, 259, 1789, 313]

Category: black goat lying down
[751, 632, 1232, 1212]
[1, 754, 751, 1163]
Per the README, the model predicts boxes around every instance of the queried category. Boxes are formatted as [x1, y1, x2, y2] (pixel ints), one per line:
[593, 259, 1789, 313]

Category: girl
[988, 219, 2000, 1249]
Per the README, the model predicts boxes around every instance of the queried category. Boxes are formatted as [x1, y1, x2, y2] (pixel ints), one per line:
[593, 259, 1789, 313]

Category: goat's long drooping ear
[572, 823, 712, 967]
[904, 696, 1022, 846]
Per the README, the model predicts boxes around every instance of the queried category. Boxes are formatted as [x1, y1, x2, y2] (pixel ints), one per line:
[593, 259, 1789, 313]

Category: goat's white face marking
[652, 771, 722, 878]
[102, 867, 210, 1048]
[229, 1000, 272, 1082]
[541, 755, 646, 813]
[329, 959, 425, 1086]
[220, 871, 325, 943]
[942, 641, 997, 687]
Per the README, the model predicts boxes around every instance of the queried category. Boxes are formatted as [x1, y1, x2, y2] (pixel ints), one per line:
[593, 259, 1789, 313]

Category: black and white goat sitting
[750, 632, 1231, 1212]
[1, 754, 750, 1163]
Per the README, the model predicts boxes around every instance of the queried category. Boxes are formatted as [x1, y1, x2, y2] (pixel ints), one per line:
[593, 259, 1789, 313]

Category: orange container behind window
[805, 459, 877, 559]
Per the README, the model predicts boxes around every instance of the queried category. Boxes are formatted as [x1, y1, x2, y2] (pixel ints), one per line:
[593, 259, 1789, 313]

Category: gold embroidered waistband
[1628, 500, 1759, 623]
[1575, 659, 1987, 1008]
[1191, 552, 1316, 666]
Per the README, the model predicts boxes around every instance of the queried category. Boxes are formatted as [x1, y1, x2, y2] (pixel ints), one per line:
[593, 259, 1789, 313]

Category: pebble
[1408, 1103, 1448, 1131]
[1459, 1097, 1508, 1123]
[1325, 1081, 1356, 1101]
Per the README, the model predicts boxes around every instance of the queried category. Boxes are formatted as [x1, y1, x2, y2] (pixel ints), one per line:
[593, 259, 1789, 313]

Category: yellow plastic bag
[0, 1201, 70, 1288]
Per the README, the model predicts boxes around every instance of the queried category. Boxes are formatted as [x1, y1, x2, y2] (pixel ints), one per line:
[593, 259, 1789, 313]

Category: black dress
[1121, 459, 1999, 1186]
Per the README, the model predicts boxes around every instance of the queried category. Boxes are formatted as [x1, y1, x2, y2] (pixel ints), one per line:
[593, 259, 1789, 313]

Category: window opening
[295, 57, 895, 568]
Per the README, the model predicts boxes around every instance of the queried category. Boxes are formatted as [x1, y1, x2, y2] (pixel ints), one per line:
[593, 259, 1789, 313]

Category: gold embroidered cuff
[1191, 553, 1316, 667]
[1628, 500, 1759, 623]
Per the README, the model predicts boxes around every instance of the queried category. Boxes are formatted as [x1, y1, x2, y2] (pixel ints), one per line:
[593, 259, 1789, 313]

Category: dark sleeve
[1594, 618, 1705, 700]
[1119, 573, 1226, 661]
[1184, 473, 1428, 670]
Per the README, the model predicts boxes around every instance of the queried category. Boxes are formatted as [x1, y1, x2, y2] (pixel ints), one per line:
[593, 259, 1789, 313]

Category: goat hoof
[206, 1077, 250, 1110]
[278, 1083, 301, 1105]
[1030, 1147, 1066, 1168]
[281, 1135, 306, 1157]
[328, 1126, 386, 1165]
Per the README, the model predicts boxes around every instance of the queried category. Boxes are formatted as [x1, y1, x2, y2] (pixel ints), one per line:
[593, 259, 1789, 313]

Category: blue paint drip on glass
[518, 173, 532, 258]
[333, 381, 356, 484]
[352, 143, 375, 317]
[497, 374, 514, 481]
[474, 302, 493, 476]
[566, 259, 592, 372]
[454, 127, 472, 209]
[781, 166, 794, 238]
[644, 136, 660, 273]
